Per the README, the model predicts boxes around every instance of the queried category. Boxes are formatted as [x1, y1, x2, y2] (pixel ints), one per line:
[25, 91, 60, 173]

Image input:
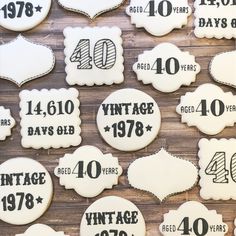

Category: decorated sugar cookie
[0, 106, 15, 140]
[0, 35, 55, 87]
[0, 158, 53, 225]
[19, 88, 81, 149]
[210, 50, 236, 88]
[128, 148, 198, 201]
[80, 196, 146, 236]
[133, 43, 201, 93]
[57, 0, 125, 19]
[16, 224, 69, 236]
[176, 83, 236, 135]
[160, 201, 228, 235]
[0, 0, 51, 31]
[126, 0, 192, 36]
[198, 138, 236, 200]
[96, 88, 161, 151]
[64, 27, 124, 86]
[194, 0, 236, 39]
[54, 146, 122, 198]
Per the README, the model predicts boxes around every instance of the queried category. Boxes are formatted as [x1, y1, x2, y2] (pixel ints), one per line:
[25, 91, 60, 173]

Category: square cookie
[19, 88, 81, 149]
[64, 27, 124, 86]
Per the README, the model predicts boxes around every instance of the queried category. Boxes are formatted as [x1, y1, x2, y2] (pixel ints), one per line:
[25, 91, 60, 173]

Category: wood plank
[0, 0, 236, 235]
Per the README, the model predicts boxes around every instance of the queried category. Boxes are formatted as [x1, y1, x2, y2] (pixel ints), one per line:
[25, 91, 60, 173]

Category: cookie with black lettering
[0, 0, 51, 31]
[0, 106, 15, 140]
[54, 145, 122, 198]
[176, 83, 236, 135]
[194, 0, 236, 39]
[133, 43, 200, 92]
[64, 27, 124, 86]
[198, 138, 236, 200]
[160, 201, 228, 235]
[126, 0, 192, 36]
[80, 196, 146, 236]
[0, 35, 55, 87]
[96, 88, 161, 151]
[0, 158, 53, 225]
[19, 88, 81, 149]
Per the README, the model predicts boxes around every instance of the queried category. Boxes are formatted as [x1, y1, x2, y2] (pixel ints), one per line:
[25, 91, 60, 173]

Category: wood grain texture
[0, 0, 236, 235]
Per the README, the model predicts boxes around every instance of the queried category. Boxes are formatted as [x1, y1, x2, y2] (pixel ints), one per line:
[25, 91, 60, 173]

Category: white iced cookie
[126, 0, 192, 36]
[54, 146, 122, 198]
[128, 148, 198, 201]
[16, 224, 69, 236]
[80, 196, 146, 236]
[210, 50, 236, 88]
[198, 138, 236, 200]
[0, 106, 15, 140]
[194, 0, 236, 39]
[19, 88, 81, 149]
[64, 27, 124, 86]
[0, 158, 53, 225]
[159, 201, 228, 235]
[57, 0, 125, 19]
[133, 43, 201, 93]
[176, 83, 236, 135]
[96, 88, 161, 151]
[0, 35, 55, 87]
[0, 0, 51, 31]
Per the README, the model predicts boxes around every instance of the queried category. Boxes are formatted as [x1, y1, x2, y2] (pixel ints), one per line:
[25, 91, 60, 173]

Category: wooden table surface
[0, 0, 236, 235]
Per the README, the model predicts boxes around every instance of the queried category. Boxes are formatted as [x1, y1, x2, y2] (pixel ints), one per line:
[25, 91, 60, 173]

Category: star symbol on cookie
[104, 125, 110, 132]
[36, 196, 43, 204]
[146, 125, 152, 132]
[35, 5, 43, 12]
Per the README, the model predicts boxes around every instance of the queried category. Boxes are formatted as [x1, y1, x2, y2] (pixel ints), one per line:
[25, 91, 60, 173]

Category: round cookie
[0, 0, 51, 31]
[96, 88, 161, 151]
[80, 196, 146, 236]
[0, 157, 53, 225]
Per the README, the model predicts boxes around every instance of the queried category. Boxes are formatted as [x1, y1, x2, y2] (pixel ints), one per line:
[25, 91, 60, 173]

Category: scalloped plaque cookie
[133, 43, 201, 93]
[126, 0, 192, 36]
[0, 106, 15, 140]
[80, 196, 146, 236]
[0, 35, 55, 87]
[0, 158, 53, 225]
[54, 146, 122, 198]
[210, 50, 236, 88]
[160, 201, 228, 235]
[194, 0, 236, 39]
[19, 88, 81, 149]
[16, 224, 69, 236]
[0, 0, 51, 31]
[96, 88, 161, 151]
[64, 27, 124, 86]
[58, 0, 125, 19]
[198, 138, 236, 200]
[128, 148, 198, 201]
[176, 83, 236, 135]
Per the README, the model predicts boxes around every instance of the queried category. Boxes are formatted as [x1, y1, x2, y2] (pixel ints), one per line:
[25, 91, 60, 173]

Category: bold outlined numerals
[70, 39, 116, 70]
[205, 152, 236, 183]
